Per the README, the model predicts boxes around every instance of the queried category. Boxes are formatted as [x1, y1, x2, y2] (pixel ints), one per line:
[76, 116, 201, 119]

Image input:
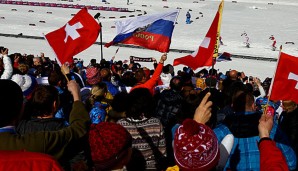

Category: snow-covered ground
[1, 0, 298, 80]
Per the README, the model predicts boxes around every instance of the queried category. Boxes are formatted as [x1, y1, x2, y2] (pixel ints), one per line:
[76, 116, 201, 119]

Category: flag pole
[264, 45, 283, 115]
[114, 47, 120, 57]
[99, 22, 103, 60]
[211, 0, 224, 91]
[94, 13, 103, 60]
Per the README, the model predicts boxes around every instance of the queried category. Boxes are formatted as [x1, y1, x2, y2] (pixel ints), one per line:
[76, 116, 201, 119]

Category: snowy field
[1, 0, 298, 80]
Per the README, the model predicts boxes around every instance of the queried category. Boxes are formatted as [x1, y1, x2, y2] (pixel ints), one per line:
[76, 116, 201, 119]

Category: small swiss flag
[45, 8, 101, 65]
[269, 52, 298, 104]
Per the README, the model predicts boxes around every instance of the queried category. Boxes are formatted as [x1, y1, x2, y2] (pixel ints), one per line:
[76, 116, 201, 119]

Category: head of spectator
[173, 118, 219, 170]
[262, 77, 272, 96]
[209, 68, 218, 77]
[85, 82, 108, 112]
[18, 63, 29, 75]
[86, 67, 101, 86]
[126, 88, 154, 120]
[11, 74, 37, 100]
[28, 85, 59, 118]
[166, 64, 174, 76]
[33, 57, 42, 66]
[0, 80, 24, 127]
[169, 76, 183, 92]
[182, 83, 198, 98]
[229, 70, 238, 81]
[205, 76, 217, 88]
[282, 100, 297, 113]
[134, 68, 147, 84]
[89, 122, 132, 170]
[122, 71, 136, 87]
[232, 90, 255, 113]
[100, 68, 111, 82]
[107, 92, 129, 123]
[89, 59, 96, 67]
[198, 68, 208, 78]
[48, 69, 67, 88]
[219, 73, 227, 81]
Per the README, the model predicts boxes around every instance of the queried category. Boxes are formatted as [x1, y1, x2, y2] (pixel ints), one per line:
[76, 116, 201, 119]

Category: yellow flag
[213, 0, 224, 58]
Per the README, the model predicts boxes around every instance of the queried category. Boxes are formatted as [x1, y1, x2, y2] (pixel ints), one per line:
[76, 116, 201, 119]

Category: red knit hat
[174, 119, 219, 171]
[89, 122, 132, 170]
[86, 67, 101, 85]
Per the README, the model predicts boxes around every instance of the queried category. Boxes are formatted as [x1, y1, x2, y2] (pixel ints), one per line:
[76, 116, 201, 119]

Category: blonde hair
[90, 83, 107, 103]
[85, 82, 109, 112]
[18, 63, 29, 74]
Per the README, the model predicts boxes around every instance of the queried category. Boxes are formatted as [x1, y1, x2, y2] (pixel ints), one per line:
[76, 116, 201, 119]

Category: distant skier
[186, 11, 191, 24]
[241, 31, 250, 48]
[269, 35, 277, 51]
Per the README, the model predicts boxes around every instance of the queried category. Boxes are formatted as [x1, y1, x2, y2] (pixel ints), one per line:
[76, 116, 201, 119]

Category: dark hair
[30, 85, 59, 117]
[170, 76, 183, 92]
[134, 68, 146, 83]
[126, 88, 154, 120]
[122, 71, 136, 87]
[90, 59, 96, 65]
[0, 80, 24, 127]
[232, 90, 254, 112]
[111, 92, 129, 112]
[48, 69, 66, 87]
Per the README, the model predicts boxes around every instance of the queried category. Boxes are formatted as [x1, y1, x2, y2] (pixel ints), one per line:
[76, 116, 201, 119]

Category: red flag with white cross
[45, 8, 100, 65]
[269, 52, 298, 104]
[173, 11, 219, 70]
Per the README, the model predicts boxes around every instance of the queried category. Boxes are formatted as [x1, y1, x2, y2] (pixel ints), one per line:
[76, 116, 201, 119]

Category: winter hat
[80, 87, 91, 103]
[174, 119, 219, 171]
[89, 122, 132, 170]
[11, 74, 37, 98]
[219, 74, 227, 80]
[86, 67, 101, 85]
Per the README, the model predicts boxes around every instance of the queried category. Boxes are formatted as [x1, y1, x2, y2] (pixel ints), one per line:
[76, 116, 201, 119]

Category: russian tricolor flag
[105, 10, 179, 53]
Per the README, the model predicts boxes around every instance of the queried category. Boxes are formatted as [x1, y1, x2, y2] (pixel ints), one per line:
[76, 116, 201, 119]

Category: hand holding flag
[45, 8, 101, 65]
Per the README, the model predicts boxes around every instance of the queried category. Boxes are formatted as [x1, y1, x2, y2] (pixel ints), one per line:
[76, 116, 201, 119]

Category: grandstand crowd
[0, 47, 297, 171]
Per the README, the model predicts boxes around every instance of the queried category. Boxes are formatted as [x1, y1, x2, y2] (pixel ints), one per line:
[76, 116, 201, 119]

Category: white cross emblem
[288, 72, 298, 89]
[64, 22, 83, 43]
[191, 37, 210, 58]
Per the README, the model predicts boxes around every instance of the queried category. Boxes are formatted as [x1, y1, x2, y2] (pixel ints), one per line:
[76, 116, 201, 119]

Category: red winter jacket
[259, 138, 288, 171]
[0, 150, 63, 171]
[130, 62, 163, 95]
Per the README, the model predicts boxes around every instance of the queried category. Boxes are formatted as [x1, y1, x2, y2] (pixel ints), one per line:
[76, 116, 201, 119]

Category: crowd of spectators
[0, 47, 297, 171]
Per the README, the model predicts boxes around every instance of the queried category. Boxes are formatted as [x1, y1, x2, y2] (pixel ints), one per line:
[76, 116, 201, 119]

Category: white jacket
[0, 55, 13, 79]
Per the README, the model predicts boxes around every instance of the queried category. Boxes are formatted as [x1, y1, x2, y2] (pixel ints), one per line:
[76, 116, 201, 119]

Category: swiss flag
[173, 12, 219, 70]
[269, 52, 298, 104]
[45, 8, 100, 65]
